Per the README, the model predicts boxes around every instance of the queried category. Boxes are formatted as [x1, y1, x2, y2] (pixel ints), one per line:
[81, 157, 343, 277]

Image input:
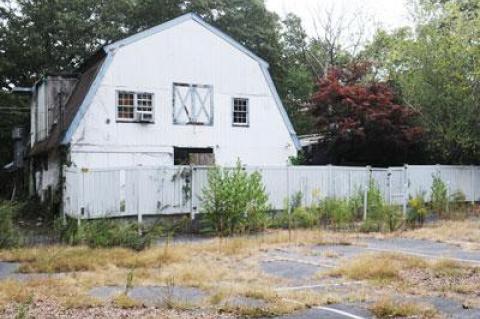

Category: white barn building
[28, 13, 299, 200]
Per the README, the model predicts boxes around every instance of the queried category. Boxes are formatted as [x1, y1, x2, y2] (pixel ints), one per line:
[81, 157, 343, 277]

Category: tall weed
[201, 162, 270, 236]
[0, 201, 21, 248]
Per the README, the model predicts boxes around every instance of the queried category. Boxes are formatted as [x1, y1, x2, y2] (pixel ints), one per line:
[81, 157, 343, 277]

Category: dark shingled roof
[30, 51, 106, 156]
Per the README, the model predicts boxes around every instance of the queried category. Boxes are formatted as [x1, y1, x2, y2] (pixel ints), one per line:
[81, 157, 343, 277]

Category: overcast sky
[265, 0, 412, 38]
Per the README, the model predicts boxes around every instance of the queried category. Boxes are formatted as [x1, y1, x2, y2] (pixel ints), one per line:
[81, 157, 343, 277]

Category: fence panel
[389, 167, 406, 205]
[63, 164, 480, 219]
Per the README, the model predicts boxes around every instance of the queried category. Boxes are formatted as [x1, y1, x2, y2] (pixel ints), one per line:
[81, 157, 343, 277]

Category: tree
[365, 0, 480, 164]
[311, 63, 424, 166]
[280, 14, 315, 134]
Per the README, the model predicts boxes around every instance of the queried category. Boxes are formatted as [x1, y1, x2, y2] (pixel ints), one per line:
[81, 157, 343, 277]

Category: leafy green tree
[280, 14, 315, 134]
[366, 0, 480, 163]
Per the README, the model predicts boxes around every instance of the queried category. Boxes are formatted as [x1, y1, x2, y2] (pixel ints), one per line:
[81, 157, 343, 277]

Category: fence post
[79, 168, 86, 226]
[61, 165, 67, 225]
[446, 181, 450, 215]
[387, 168, 392, 205]
[190, 165, 195, 220]
[137, 170, 142, 232]
[328, 164, 333, 197]
[286, 164, 292, 240]
[402, 164, 409, 216]
[471, 166, 475, 205]
[363, 166, 371, 221]
[363, 187, 368, 221]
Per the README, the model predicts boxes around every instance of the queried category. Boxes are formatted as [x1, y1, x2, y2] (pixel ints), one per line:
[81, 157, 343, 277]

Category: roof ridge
[104, 12, 269, 68]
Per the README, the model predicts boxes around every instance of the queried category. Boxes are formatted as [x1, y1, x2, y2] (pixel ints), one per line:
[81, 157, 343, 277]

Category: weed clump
[201, 162, 270, 236]
[0, 201, 21, 248]
[54, 218, 156, 251]
[370, 298, 437, 318]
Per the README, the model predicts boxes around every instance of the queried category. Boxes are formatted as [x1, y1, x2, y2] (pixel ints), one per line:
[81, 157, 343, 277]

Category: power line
[0, 106, 29, 110]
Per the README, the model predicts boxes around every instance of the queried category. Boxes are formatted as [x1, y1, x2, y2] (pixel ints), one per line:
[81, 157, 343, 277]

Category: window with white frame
[233, 98, 249, 126]
[117, 91, 153, 122]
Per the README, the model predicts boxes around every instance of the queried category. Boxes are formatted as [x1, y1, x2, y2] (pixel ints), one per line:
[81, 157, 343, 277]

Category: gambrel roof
[32, 13, 300, 155]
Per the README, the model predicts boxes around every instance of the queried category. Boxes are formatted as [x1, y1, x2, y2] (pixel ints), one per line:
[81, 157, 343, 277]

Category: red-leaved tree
[311, 63, 424, 166]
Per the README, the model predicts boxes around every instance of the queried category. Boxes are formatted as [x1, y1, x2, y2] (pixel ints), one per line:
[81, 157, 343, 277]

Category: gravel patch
[128, 286, 207, 307]
[1, 299, 233, 319]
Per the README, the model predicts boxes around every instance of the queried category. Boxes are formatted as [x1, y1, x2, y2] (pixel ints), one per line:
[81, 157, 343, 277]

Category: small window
[137, 93, 153, 113]
[117, 92, 135, 120]
[233, 98, 249, 126]
[117, 91, 154, 122]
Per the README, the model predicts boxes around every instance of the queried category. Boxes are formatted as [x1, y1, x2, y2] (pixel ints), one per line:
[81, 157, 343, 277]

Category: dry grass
[430, 259, 468, 276]
[112, 293, 140, 309]
[0, 230, 336, 274]
[0, 277, 104, 311]
[0, 230, 348, 316]
[0, 245, 189, 274]
[370, 298, 438, 318]
[329, 253, 427, 282]
[401, 219, 480, 250]
[0, 230, 394, 317]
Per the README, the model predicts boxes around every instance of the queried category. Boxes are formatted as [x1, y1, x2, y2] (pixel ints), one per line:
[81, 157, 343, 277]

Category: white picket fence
[63, 165, 480, 219]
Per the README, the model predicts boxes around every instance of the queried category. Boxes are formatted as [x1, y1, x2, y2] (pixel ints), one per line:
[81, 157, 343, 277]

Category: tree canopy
[2, 0, 480, 167]
[311, 63, 424, 166]
[365, 0, 480, 164]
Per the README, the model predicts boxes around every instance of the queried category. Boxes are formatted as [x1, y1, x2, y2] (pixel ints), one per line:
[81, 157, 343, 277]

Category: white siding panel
[70, 19, 296, 168]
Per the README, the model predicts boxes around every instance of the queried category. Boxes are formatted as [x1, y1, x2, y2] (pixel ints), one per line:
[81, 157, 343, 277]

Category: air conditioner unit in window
[137, 111, 154, 123]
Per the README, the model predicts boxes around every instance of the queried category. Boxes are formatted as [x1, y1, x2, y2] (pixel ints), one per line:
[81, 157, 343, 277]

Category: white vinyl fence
[63, 165, 480, 220]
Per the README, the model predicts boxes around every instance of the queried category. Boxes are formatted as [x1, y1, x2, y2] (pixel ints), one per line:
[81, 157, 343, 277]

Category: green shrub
[201, 162, 270, 236]
[55, 218, 152, 251]
[448, 190, 468, 219]
[291, 206, 318, 228]
[289, 152, 306, 165]
[361, 180, 403, 232]
[431, 172, 448, 216]
[407, 192, 428, 228]
[0, 201, 21, 248]
[319, 197, 355, 229]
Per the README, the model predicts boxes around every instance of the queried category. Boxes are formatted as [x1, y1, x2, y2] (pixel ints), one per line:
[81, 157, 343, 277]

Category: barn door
[173, 83, 213, 125]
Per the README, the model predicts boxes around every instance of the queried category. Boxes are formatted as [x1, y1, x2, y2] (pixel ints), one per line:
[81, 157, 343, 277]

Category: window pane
[117, 92, 134, 119]
[233, 98, 248, 125]
[137, 93, 153, 112]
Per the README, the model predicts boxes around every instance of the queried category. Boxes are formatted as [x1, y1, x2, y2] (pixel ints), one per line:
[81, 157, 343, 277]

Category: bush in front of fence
[0, 201, 21, 248]
[55, 218, 153, 251]
[276, 181, 404, 232]
[276, 192, 359, 230]
[431, 172, 448, 216]
[200, 163, 270, 236]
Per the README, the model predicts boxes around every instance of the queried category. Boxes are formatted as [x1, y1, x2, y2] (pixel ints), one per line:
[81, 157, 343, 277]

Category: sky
[265, 0, 412, 39]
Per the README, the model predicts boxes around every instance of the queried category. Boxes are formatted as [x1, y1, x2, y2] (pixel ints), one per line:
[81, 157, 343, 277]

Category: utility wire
[0, 107, 29, 110]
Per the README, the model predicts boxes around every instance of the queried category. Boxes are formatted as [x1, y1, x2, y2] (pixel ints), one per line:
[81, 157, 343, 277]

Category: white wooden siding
[69, 18, 297, 169]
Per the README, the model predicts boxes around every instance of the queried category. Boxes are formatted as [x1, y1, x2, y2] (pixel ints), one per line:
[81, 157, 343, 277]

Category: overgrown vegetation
[0, 201, 20, 248]
[54, 218, 150, 251]
[431, 172, 448, 216]
[276, 180, 403, 233]
[370, 298, 437, 319]
[201, 162, 270, 236]
[360, 180, 402, 232]
[407, 192, 428, 228]
[53, 215, 190, 251]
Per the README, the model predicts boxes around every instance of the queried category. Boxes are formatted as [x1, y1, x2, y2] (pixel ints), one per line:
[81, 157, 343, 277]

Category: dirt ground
[1, 222, 480, 319]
